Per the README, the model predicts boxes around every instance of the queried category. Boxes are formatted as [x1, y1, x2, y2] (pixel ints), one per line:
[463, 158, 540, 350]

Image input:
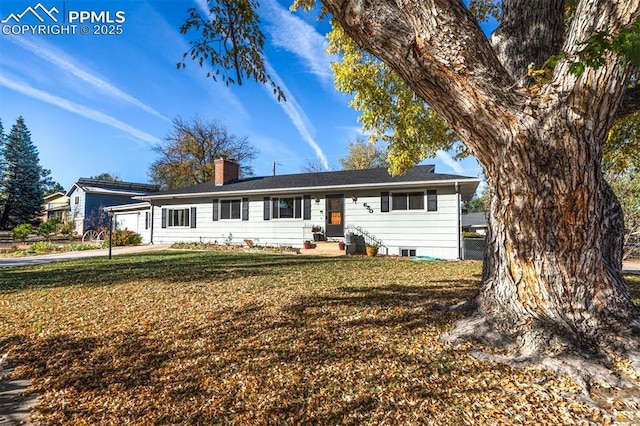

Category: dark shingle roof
[145, 165, 478, 199]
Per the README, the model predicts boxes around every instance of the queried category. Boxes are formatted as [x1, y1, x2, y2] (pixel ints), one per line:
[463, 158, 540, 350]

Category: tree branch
[321, 0, 519, 165]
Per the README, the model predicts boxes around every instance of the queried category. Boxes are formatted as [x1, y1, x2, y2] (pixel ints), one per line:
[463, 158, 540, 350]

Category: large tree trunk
[323, 0, 640, 388]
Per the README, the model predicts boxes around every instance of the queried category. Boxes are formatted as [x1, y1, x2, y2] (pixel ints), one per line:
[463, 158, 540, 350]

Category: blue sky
[0, 0, 483, 191]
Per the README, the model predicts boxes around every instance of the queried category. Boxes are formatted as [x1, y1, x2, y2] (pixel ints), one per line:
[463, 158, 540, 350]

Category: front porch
[299, 241, 346, 257]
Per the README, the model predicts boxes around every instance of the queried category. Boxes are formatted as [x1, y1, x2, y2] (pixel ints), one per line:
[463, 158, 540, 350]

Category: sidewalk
[0, 244, 172, 268]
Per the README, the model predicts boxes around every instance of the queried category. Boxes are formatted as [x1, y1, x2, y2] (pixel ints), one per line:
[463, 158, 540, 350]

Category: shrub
[36, 218, 59, 239]
[60, 221, 76, 239]
[67, 243, 101, 251]
[108, 229, 143, 246]
[12, 224, 33, 241]
[28, 241, 59, 254]
[462, 231, 484, 238]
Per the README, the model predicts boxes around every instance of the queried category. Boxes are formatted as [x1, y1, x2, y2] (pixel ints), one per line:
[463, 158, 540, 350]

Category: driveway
[0, 244, 172, 268]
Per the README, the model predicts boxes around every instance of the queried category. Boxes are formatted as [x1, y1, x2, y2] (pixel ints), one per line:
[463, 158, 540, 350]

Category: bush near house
[107, 229, 142, 246]
[11, 223, 33, 241]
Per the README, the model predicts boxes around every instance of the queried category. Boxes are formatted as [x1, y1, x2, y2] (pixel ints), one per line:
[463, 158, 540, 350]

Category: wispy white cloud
[0, 75, 161, 145]
[263, 61, 329, 170]
[261, 0, 335, 86]
[7, 36, 171, 123]
[135, 2, 248, 120]
[195, 0, 209, 17]
[436, 150, 465, 175]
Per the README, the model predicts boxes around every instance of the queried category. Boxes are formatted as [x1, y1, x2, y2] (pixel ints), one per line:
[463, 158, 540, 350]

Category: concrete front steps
[300, 241, 346, 256]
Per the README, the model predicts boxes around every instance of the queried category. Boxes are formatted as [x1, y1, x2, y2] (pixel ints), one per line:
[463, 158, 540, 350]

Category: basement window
[400, 248, 417, 257]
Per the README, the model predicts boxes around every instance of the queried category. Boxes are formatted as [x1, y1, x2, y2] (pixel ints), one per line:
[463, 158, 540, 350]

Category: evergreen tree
[0, 120, 6, 214]
[40, 168, 64, 196]
[0, 117, 44, 229]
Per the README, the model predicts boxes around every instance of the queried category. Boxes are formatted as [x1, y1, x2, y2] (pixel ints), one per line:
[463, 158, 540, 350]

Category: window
[74, 196, 79, 205]
[400, 248, 416, 257]
[271, 196, 302, 219]
[381, 192, 390, 212]
[392, 192, 424, 210]
[161, 207, 196, 228]
[169, 208, 189, 227]
[427, 190, 437, 211]
[220, 199, 241, 219]
[145, 211, 150, 229]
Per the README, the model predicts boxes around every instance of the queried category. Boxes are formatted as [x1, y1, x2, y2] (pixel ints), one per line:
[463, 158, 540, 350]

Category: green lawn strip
[0, 251, 634, 424]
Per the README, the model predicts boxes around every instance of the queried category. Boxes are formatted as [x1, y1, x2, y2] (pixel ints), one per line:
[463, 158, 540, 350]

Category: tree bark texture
[322, 0, 640, 383]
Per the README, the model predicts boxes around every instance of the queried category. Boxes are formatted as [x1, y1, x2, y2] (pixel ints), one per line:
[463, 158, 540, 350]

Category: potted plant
[311, 225, 323, 242]
[366, 243, 379, 257]
[303, 240, 312, 249]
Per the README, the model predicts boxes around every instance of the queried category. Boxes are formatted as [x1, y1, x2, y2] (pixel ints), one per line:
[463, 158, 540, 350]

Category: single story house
[129, 159, 480, 259]
[66, 178, 159, 236]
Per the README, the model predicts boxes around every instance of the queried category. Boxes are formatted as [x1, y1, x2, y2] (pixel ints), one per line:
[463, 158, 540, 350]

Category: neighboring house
[41, 192, 70, 222]
[462, 212, 489, 235]
[132, 159, 480, 259]
[66, 178, 159, 236]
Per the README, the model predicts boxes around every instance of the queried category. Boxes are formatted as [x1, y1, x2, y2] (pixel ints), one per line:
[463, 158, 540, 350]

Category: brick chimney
[214, 158, 240, 186]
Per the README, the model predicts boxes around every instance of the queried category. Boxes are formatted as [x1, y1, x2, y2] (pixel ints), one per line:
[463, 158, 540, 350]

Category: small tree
[12, 223, 33, 241]
[148, 116, 258, 190]
[606, 167, 640, 260]
[90, 173, 121, 182]
[36, 218, 59, 240]
[338, 138, 388, 170]
[300, 158, 327, 173]
[464, 187, 490, 213]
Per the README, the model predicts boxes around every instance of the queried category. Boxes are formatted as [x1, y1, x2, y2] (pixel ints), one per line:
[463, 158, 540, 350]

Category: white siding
[67, 187, 86, 235]
[112, 211, 151, 244]
[343, 188, 460, 259]
[149, 184, 462, 259]
[152, 197, 312, 247]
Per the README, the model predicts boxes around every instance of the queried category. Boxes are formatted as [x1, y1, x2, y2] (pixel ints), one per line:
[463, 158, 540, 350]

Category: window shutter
[242, 198, 249, 221]
[381, 192, 390, 212]
[427, 190, 437, 211]
[190, 207, 197, 228]
[303, 195, 311, 220]
[161, 208, 167, 228]
[145, 212, 149, 229]
[272, 198, 279, 219]
[294, 197, 302, 219]
[212, 199, 219, 221]
[263, 197, 270, 220]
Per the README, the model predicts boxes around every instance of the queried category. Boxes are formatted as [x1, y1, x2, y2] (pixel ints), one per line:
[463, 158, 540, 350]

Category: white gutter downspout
[455, 181, 462, 260]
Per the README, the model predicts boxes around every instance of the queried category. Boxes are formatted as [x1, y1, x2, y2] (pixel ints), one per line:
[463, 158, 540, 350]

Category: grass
[1, 251, 639, 425]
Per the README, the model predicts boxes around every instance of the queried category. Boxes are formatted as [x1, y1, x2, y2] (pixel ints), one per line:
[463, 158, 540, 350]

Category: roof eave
[137, 178, 481, 201]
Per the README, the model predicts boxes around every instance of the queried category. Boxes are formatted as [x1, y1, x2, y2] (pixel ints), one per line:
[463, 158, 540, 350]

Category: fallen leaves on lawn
[0, 252, 634, 424]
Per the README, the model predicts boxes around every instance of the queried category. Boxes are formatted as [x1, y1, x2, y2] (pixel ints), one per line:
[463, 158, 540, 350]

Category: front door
[325, 194, 344, 237]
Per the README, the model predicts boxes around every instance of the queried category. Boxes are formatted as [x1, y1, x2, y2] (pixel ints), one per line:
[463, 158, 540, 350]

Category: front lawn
[1, 251, 639, 424]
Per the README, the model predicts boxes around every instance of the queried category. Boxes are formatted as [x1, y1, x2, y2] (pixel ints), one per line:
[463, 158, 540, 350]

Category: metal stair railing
[345, 224, 387, 254]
